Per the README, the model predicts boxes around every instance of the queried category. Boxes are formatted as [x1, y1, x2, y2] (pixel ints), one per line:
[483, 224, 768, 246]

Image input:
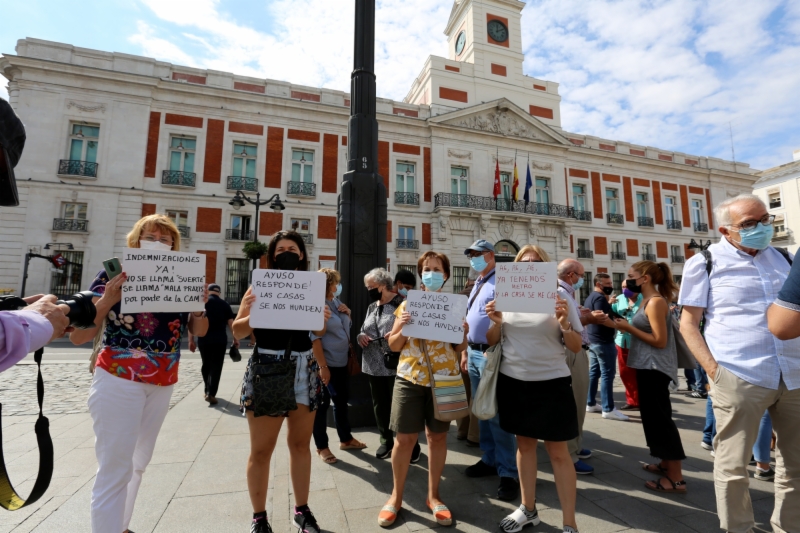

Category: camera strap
[0, 348, 54, 510]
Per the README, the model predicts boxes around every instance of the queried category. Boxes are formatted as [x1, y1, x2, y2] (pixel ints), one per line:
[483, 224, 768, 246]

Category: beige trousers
[565, 348, 589, 462]
[457, 370, 480, 442]
[710, 365, 800, 533]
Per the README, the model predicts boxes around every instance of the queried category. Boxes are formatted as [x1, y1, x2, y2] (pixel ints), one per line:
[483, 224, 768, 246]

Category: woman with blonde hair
[70, 214, 209, 533]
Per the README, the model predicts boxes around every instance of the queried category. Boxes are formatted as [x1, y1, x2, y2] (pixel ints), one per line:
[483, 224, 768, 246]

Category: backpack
[700, 246, 792, 275]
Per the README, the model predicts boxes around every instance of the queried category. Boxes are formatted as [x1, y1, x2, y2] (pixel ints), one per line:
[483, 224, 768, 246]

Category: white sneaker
[710, 449, 716, 458]
[602, 409, 630, 421]
[700, 442, 713, 451]
[586, 404, 602, 413]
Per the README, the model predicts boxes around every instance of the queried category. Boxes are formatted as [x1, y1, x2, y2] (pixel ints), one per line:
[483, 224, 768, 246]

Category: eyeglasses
[728, 214, 775, 231]
[141, 235, 174, 245]
[467, 250, 488, 258]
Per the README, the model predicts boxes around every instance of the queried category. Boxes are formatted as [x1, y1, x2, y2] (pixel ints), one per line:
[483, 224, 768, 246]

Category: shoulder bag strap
[468, 271, 495, 312]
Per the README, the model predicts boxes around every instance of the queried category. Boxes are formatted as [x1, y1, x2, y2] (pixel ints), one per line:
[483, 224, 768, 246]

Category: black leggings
[313, 366, 353, 450]
[636, 368, 686, 461]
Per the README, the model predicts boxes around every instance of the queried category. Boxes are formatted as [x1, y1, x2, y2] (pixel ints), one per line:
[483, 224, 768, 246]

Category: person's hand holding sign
[555, 295, 570, 328]
[397, 310, 412, 326]
[485, 300, 502, 324]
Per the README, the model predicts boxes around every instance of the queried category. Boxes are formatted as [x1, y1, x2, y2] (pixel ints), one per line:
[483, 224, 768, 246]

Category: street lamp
[228, 190, 286, 272]
[688, 238, 712, 251]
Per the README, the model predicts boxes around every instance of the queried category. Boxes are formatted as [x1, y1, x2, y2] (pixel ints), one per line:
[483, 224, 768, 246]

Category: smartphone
[608, 309, 625, 321]
[103, 257, 122, 278]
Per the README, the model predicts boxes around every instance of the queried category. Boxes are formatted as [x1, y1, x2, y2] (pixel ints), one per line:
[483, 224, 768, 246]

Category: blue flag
[523, 165, 533, 205]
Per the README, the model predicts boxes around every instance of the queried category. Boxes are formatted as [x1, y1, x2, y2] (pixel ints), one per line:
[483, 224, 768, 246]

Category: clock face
[487, 20, 508, 43]
[455, 31, 466, 55]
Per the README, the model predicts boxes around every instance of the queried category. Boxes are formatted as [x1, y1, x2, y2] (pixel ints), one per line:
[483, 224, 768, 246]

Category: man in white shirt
[679, 193, 800, 533]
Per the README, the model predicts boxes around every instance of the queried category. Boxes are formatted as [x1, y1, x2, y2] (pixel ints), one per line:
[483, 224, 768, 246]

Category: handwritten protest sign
[120, 248, 206, 313]
[249, 270, 326, 331]
[495, 262, 558, 314]
[401, 290, 468, 344]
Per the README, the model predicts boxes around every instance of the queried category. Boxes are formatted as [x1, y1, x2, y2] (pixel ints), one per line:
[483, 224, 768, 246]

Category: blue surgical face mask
[399, 288, 408, 297]
[572, 276, 584, 291]
[334, 283, 342, 298]
[469, 255, 488, 273]
[736, 222, 774, 251]
[422, 271, 445, 292]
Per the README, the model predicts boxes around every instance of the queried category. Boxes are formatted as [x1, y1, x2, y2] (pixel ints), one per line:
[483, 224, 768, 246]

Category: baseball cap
[464, 239, 495, 256]
[208, 283, 221, 293]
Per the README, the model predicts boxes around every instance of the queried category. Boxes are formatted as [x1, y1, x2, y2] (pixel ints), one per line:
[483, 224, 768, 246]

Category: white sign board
[401, 290, 468, 344]
[249, 270, 326, 331]
[121, 248, 206, 313]
[495, 262, 558, 314]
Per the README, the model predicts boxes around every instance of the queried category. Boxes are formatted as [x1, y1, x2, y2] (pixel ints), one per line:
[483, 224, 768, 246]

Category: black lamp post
[20, 243, 74, 297]
[229, 191, 286, 272]
[688, 238, 712, 251]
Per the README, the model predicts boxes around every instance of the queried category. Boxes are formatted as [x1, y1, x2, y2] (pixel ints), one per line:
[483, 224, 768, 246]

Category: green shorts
[389, 377, 451, 434]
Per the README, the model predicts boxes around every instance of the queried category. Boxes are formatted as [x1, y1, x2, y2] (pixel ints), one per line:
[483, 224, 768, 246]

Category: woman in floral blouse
[377, 251, 469, 528]
[70, 214, 208, 533]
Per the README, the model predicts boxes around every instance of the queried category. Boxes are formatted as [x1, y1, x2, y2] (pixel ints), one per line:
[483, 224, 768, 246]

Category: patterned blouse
[89, 270, 189, 386]
[359, 294, 404, 376]
[393, 301, 460, 387]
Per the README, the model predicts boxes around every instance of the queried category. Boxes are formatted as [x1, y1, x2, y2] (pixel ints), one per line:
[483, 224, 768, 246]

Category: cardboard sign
[249, 270, 326, 331]
[495, 262, 558, 314]
[401, 290, 468, 344]
[120, 248, 206, 313]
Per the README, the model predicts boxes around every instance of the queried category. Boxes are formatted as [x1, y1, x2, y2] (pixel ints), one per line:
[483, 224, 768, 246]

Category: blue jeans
[691, 364, 708, 392]
[468, 348, 518, 478]
[753, 411, 773, 464]
[704, 396, 716, 445]
[587, 342, 618, 413]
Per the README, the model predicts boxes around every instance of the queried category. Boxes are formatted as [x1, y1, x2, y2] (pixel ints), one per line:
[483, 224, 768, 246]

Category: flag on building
[512, 160, 519, 201]
[493, 157, 501, 199]
[523, 162, 533, 206]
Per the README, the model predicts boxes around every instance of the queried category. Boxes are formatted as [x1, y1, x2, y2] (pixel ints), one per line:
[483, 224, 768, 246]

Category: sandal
[378, 505, 400, 527]
[645, 476, 687, 494]
[641, 462, 667, 475]
[316, 448, 337, 464]
[339, 438, 367, 450]
[426, 499, 452, 526]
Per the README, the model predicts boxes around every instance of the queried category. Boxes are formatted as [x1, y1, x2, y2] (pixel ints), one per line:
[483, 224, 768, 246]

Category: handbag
[250, 340, 297, 417]
[471, 325, 502, 420]
[375, 302, 401, 370]
[420, 340, 470, 421]
[672, 316, 697, 369]
[346, 342, 361, 376]
[229, 344, 241, 363]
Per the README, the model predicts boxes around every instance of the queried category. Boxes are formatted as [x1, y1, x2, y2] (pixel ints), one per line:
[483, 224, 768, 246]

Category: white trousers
[88, 368, 173, 533]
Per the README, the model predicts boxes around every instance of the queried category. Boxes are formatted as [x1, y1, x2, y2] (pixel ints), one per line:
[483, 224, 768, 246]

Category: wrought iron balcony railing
[577, 250, 594, 259]
[611, 251, 627, 261]
[607, 213, 624, 225]
[642, 253, 657, 261]
[694, 222, 709, 233]
[666, 220, 683, 230]
[58, 159, 98, 178]
[769, 199, 782, 209]
[53, 218, 88, 232]
[287, 181, 316, 197]
[227, 176, 258, 192]
[672, 255, 685, 263]
[162, 170, 196, 188]
[177, 225, 190, 239]
[638, 217, 654, 228]
[434, 193, 581, 220]
[226, 229, 255, 241]
[773, 230, 790, 241]
[572, 210, 593, 221]
[395, 192, 420, 206]
[396, 239, 419, 250]
[301, 234, 313, 245]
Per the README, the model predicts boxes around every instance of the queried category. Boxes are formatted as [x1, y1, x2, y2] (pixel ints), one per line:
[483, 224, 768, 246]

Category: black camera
[0, 291, 97, 329]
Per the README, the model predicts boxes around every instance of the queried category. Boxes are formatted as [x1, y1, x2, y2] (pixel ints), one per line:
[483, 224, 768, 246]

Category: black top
[584, 291, 615, 344]
[198, 294, 235, 345]
[254, 328, 312, 353]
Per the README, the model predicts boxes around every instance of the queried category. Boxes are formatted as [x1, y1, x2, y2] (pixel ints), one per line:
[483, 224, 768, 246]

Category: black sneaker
[250, 519, 273, 533]
[754, 467, 776, 481]
[410, 442, 421, 464]
[465, 459, 497, 478]
[497, 476, 519, 501]
[293, 507, 320, 533]
[375, 443, 393, 459]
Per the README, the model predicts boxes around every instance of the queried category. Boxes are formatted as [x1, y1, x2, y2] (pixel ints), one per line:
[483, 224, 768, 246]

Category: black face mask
[274, 251, 301, 271]
[625, 279, 643, 293]
[602, 286, 614, 296]
[368, 288, 381, 302]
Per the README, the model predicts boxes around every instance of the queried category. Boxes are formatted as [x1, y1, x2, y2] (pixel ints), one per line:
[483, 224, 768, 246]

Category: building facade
[0, 0, 758, 304]
[752, 150, 800, 255]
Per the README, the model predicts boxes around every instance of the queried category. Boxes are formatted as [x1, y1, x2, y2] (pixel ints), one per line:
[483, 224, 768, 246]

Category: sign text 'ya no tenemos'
[120, 249, 206, 313]
[249, 270, 326, 331]
[401, 290, 468, 344]
[495, 261, 558, 314]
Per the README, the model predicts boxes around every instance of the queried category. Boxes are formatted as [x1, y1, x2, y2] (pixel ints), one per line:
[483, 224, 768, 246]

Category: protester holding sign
[486, 247, 584, 533]
[377, 251, 468, 528]
[232, 230, 330, 533]
[69, 214, 209, 533]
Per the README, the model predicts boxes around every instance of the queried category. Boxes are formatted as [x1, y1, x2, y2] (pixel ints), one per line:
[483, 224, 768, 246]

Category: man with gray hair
[679, 193, 800, 532]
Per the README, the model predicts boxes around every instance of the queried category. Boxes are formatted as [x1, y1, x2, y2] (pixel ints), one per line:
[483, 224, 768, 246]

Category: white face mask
[139, 240, 172, 251]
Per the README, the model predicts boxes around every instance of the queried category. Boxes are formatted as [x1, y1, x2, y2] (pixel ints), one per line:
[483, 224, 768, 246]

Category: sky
[1, 0, 798, 171]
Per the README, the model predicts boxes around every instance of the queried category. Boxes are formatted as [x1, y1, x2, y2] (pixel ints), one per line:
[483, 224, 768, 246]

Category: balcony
[611, 252, 627, 261]
[227, 176, 258, 192]
[162, 170, 196, 188]
[770, 199, 782, 209]
[53, 218, 88, 232]
[572, 210, 593, 221]
[638, 217, 654, 228]
[666, 220, 683, 230]
[672, 255, 685, 263]
[607, 213, 624, 225]
[694, 223, 709, 233]
[773, 230, 790, 241]
[396, 239, 419, 250]
[58, 159, 98, 178]
[300, 233, 314, 245]
[577, 249, 594, 259]
[177, 225, 190, 239]
[434, 193, 582, 220]
[395, 192, 420, 206]
[642, 253, 657, 261]
[226, 229, 255, 241]
[287, 181, 316, 197]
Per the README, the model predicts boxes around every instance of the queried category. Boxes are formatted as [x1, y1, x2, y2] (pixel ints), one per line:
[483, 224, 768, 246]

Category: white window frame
[606, 188, 620, 214]
[290, 218, 311, 234]
[396, 162, 416, 194]
[231, 214, 252, 234]
[572, 184, 587, 212]
[611, 241, 623, 253]
[769, 191, 782, 209]
[166, 209, 189, 227]
[291, 149, 315, 183]
[450, 166, 469, 195]
[62, 202, 87, 220]
[671, 245, 681, 257]
[398, 225, 416, 241]
[68, 122, 100, 163]
[691, 199, 704, 225]
[232, 142, 258, 178]
[665, 196, 677, 222]
[535, 177, 550, 204]
[642, 243, 653, 255]
[774, 214, 786, 234]
[577, 239, 589, 252]
[636, 191, 649, 218]
[168, 135, 197, 173]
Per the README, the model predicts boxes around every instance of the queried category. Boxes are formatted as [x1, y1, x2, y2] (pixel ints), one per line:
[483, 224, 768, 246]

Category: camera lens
[56, 291, 97, 329]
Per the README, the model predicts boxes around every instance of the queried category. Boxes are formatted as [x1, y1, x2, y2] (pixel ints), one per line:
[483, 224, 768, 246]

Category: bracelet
[319, 365, 329, 369]
[560, 323, 573, 332]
